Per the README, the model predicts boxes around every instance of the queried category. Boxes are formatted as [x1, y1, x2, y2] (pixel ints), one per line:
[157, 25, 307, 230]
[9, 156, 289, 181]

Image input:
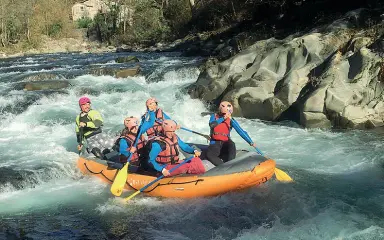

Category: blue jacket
[119, 110, 155, 157]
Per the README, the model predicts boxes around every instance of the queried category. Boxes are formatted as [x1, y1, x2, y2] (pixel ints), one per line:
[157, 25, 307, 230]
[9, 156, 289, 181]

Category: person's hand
[129, 146, 137, 153]
[176, 124, 181, 130]
[162, 168, 170, 176]
[194, 150, 201, 157]
[77, 145, 83, 151]
[250, 143, 256, 147]
[79, 122, 86, 127]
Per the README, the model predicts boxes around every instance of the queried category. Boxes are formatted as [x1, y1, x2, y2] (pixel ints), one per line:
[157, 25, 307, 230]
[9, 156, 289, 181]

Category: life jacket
[146, 108, 164, 138]
[75, 110, 102, 139]
[211, 114, 231, 141]
[113, 129, 146, 163]
[153, 135, 180, 164]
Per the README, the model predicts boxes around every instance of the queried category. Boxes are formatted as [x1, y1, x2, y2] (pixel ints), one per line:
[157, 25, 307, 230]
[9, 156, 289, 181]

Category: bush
[76, 17, 93, 29]
[48, 22, 63, 37]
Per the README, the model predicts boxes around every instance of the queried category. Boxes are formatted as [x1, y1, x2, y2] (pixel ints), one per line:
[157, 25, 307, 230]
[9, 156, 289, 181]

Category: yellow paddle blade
[274, 167, 293, 182]
[124, 190, 141, 201]
[110, 163, 129, 196]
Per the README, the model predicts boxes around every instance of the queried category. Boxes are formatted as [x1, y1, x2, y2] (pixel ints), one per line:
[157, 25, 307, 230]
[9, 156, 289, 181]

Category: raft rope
[84, 162, 204, 193]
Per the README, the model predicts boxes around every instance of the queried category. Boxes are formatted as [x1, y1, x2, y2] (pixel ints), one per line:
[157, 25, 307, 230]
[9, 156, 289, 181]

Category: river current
[0, 52, 383, 240]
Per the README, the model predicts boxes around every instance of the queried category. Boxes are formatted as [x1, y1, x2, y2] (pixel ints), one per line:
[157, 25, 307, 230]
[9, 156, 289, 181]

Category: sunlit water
[0, 52, 383, 240]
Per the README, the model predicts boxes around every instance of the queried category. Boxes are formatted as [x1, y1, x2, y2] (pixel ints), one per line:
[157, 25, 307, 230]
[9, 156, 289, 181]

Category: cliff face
[187, 9, 384, 129]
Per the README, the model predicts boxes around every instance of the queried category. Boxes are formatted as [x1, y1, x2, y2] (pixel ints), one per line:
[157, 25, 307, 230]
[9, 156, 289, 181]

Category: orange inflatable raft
[77, 151, 276, 198]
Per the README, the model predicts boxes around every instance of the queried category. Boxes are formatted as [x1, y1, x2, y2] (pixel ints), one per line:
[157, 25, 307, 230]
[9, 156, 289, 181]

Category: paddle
[155, 119, 211, 141]
[110, 114, 147, 197]
[125, 156, 194, 201]
[180, 127, 211, 141]
[254, 147, 293, 182]
[230, 118, 293, 182]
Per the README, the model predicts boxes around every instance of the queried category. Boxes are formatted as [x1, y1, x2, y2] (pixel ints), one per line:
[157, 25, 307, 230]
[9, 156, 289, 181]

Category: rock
[300, 112, 332, 128]
[88, 68, 118, 76]
[88, 66, 141, 78]
[19, 80, 70, 91]
[115, 56, 139, 63]
[20, 73, 64, 82]
[188, 9, 384, 129]
[115, 66, 141, 78]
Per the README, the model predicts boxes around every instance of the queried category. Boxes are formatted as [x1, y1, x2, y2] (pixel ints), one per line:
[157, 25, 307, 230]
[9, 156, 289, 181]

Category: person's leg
[164, 157, 206, 177]
[185, 157, 206, 174]
[205, 141, 224, 166]
[221, 139, 236, 162]
[86, 134, 104, 159]
[165, 163, 189, 176]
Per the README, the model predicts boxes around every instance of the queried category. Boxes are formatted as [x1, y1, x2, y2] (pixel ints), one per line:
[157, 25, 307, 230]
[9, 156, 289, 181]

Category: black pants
[205, 139, 236, 166]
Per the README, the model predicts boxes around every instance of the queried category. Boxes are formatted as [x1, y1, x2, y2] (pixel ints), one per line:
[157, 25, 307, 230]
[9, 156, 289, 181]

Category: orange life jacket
[211, 114, 231, 141]
[146, 108, 164, 138]
[114, 129, 146, 163]
[154, 135, 180, 164]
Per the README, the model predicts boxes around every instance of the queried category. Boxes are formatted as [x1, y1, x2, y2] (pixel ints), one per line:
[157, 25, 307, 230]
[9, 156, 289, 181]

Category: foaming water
[0, 52, 384, 239]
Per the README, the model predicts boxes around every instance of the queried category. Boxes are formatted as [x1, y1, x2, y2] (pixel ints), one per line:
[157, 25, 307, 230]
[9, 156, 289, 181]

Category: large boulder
[188, 9, 384, 129]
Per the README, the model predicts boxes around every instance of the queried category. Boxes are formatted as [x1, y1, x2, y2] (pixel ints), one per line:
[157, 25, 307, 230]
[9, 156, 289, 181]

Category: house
[72, 0, 108, 21]
[72, 0, 131, 25]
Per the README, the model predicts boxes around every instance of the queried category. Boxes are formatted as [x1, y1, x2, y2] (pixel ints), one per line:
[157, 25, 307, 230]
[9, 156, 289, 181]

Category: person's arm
[85, 110, 103, 129]
[177, 136, 195, 154]
[119, 138, 130, 157]
[75, 116, 82, 144]
[148, 142, 166, 172]
[231, 119, 253, 144]
[209, 114, 225, 129]
[140, 110, 156, 133]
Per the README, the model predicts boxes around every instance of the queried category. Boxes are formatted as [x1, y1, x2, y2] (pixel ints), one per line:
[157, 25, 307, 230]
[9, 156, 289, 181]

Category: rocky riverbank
[186, 9, 384, 130]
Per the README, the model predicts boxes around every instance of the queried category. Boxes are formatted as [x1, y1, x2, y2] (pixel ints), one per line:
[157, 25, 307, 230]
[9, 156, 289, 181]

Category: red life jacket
[115, 129, 146, 163]
[154, 135, 180, 164]
[211, 114, 231, 141]
[146, 108, 164, 138]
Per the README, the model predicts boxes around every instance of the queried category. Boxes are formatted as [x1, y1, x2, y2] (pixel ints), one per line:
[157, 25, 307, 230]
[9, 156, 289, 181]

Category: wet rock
[18, 80, 70, 91]
[115, 56, 139, 63]
[188, 9, 384, 129]
[20, 73, 64, 82]
[87, 66, 141, 78]
[115, 66, 141, 78]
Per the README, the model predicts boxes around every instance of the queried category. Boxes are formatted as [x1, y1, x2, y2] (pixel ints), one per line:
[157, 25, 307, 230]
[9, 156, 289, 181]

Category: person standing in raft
[112, 111, 155, 169]
[144, 97, 180, 138]
[76, 97, 114, 159]
[206, 101, 257, 166]
[141, 119, 205, 177]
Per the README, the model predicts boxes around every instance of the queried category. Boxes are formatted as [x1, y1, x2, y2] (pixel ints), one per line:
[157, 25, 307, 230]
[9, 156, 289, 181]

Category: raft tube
[77, 151, 276, 198]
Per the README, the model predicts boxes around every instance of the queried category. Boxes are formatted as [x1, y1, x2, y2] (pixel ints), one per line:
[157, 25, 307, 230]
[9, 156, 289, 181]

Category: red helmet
[162, 119, 177, 133]
[146, 97, 157, 107]
[79, 97, 91, 106]
[219, 101, 233, 114]
[124, 117, 139, 130]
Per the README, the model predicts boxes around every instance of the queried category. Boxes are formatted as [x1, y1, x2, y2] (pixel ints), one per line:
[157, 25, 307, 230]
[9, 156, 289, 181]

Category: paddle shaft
[125, 156, 194, 201]
[110, 113, 148, 196]
[125, 113, 148, 164]
[155, 119, 210, 141]
[180, 127, 211, 141]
